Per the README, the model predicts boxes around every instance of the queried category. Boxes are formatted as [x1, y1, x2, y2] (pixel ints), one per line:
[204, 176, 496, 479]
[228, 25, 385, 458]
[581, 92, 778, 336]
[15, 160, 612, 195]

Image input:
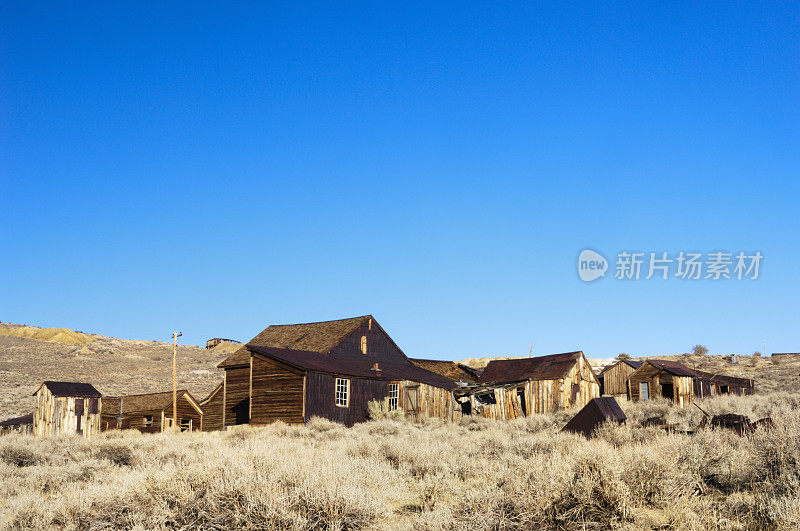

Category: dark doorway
[661, 383, 674, 401]
[460, 399, 472, 415]
[233, 398, 249, 425]
[517, 387, 527, 416]
[719, 385, 729, 394]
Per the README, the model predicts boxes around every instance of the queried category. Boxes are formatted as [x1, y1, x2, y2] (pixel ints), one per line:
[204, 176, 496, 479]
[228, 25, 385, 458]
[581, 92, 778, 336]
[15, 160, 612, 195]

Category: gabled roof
[248, 345, 458, 390]
[219, 315, 373, 368]
[642, 360, 698, 377]
[562, 398, 626, 438]
[102, 390, 201, 415]
[478, 352, 585, 384]
[693, 370, 754, 388]
[34, 381, 102, 398]
[0, 413, 33, 427]
[409, 359, 479, 383]
[601, 359, 644, 374]
[200, 382, 223, 405]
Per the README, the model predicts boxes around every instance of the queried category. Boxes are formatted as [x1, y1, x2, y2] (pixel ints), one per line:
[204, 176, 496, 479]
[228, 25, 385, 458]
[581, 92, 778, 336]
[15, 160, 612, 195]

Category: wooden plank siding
[602, 362, 638, 397]
[250, 354, 305, 424]
[200, 384, 224, 431]
[33, 387, 102, 438]
[304, 372, 388, 426]
[628, 364, 694, 407]
[473, 355, 600, 420]
[223, 366, 251, 427]
[399, 381, 454, 420]
[329, 318, 407, 363]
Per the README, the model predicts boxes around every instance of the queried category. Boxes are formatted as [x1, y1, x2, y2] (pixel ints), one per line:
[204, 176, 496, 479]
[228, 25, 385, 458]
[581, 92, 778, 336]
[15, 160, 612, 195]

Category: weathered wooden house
[102, 390, 203, 432]
[0, 413, 33, 435]
[600, 359, 643, 397]
[470, 351, 600, 419]
[33, 381, 103, 438]
[214, 315, 458, 427]
[626, 360, 753, 406]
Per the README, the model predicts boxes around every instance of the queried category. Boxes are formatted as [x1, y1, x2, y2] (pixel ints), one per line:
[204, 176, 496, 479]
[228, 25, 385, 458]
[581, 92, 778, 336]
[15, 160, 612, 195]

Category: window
[180, 418, 192, 432]
[143, 415, 153, 427]
[475, 392, 497, 406]
[360, 335, 367, 355]
[335, 378, 350, 407]
[639, 382, 650, 400]
[388, 383, 399, 410]
[74, 398, 84, 416]
[88, 398, 99, 414]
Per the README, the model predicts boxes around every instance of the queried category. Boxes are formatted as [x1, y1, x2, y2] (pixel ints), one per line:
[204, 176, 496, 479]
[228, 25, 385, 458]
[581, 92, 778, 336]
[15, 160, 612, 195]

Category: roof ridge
[265, 315, 372, 328]
[104, 389, 188, 399]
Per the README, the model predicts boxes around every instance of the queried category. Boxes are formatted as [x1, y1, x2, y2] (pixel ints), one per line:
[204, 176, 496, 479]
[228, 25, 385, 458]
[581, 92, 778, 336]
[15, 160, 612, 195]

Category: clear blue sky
[2, 3, 798, 359]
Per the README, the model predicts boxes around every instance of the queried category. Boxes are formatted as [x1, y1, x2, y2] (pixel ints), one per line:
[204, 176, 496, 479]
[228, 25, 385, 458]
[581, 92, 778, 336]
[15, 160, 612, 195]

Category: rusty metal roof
[35, 381, 102, 398]
[644, 360, 698, 377]
[0, 413, 33, 427]
[409, 359, 479, 383]
[561, 397, 626, 438]
[477, 352, 584, 384]
[248, 345, 458, 390]
[102, 390, 199, 415]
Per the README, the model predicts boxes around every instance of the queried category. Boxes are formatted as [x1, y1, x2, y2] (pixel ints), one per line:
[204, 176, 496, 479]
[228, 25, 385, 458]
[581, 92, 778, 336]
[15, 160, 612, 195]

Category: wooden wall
[399, 381, 453, 420]
[101, 395, 202, 433]
[473, 356, 600, 420]
[603, 362, 637, 396]
[250, 354, 305, 424]
[628, 364, 694, 407]
[304, 372, 388, 426]
[223, 366, 251, 427]
[33, 388, 102, 438]
[200, 384, 224, 431]
[330, 318, 408, 363]
[163, 396, 203, 432]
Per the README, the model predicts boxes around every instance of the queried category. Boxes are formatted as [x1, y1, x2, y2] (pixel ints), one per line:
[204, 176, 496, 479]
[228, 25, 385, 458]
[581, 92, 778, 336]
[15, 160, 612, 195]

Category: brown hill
[0, 324, 229, 419]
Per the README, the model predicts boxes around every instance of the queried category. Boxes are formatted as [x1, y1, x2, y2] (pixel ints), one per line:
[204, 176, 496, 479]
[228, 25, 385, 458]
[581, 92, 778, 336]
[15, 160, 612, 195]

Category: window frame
[335, 377, 350, 408]
[388, 382, 400, 410]
[639, 382, 650, 401]
[360, 335, 367, 355]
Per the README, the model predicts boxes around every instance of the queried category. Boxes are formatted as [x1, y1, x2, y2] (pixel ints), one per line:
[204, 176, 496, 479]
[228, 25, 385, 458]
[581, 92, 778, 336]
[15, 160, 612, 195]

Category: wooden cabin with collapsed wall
[101, 390, 203, 432]
[33, 381, 102, 438]
[0, 413, 33, 435]
[626, 360, 754, 406]
[468, 351, 600, 419]
[213, 315, 458, 428]
[600, 359, 643, 398]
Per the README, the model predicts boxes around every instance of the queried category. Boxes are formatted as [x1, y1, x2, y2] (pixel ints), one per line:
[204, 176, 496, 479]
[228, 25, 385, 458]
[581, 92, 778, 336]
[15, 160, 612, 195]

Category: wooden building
[0, 413, 33, 435]
[470, 351, 600, 419]
[600, 359, 643, 397]
[102, 390, 203, 432]
[199, 382, 224, 432]
[214, 315, 458, 428]
[206, 338, 241, 349]
[33, 381, 103, 438]
[628, 360, 755, 407]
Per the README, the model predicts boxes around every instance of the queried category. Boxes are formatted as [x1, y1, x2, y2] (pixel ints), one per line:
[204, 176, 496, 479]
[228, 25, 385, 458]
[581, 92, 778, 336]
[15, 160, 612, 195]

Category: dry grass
[1, 393, 799, 530]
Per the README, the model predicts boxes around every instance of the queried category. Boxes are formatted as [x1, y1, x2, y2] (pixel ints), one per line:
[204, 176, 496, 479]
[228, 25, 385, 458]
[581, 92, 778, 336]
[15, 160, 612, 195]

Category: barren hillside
[0, 324, 231, 419]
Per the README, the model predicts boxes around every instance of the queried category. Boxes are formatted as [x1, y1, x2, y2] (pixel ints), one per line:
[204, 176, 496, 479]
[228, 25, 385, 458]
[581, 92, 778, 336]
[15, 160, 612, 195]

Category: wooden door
[404, 385, 419, 420]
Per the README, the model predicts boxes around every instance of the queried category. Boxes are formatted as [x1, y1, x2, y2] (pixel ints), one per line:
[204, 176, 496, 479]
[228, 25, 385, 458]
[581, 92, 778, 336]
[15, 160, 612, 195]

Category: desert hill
[0, 323, 231, 419]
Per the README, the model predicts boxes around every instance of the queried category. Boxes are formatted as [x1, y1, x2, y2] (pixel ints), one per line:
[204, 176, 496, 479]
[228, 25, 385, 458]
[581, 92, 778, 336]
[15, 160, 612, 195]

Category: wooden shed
[33, 381, 103, 438]
[470, 351, 600, 419]
[214, 315, 458, 428]
[562, 397, 627, 438]
[102, 390, 203, 432]
[0, 413, 33, 435]
[600, 359, 643, 397]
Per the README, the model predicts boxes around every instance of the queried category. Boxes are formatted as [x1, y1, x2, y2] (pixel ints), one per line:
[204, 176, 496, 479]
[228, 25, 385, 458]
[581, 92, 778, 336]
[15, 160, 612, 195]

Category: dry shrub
[1, 393, 799, 529]
[0, 444, 39, 467]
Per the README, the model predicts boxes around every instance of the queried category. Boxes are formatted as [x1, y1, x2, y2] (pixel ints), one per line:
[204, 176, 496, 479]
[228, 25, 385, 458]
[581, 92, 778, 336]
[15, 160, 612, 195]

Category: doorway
[661, 383, 674, 401]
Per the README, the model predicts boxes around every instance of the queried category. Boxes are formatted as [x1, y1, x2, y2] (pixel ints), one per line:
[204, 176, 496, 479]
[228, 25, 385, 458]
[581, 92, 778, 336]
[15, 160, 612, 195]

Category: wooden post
[172, 331, 182, 431]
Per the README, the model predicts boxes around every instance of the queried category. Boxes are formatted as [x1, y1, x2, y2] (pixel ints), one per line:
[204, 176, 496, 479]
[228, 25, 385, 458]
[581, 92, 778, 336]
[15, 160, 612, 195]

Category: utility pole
[172, 331, 182, 431]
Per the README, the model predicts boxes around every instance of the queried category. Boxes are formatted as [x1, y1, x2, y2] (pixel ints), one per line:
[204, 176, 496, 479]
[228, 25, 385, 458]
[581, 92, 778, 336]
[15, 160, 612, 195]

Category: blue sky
[2, 3, 798, 359]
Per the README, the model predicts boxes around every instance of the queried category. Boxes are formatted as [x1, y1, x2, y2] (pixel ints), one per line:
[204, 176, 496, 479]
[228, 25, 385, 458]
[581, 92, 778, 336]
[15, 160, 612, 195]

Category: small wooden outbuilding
[33, 381, 103, 438]
[470, 351, 600, 419]
[102, 390, 203, 432]
[600, 359, 643, 397]
[0, 413, 33, 435]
